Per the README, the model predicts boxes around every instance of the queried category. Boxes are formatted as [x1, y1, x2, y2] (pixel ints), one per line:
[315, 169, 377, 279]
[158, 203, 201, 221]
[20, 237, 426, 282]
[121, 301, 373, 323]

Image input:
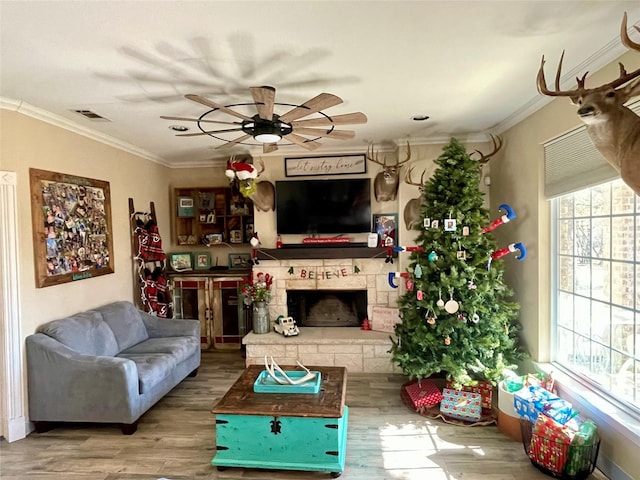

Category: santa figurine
[250, 232, 261, 265]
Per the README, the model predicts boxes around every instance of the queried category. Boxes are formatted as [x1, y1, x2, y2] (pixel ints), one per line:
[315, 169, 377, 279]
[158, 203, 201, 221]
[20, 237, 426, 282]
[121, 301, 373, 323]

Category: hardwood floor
[0, 350, 607, 480]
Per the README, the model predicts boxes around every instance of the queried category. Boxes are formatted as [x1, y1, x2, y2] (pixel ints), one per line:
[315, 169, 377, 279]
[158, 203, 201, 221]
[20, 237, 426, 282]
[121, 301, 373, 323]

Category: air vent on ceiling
[72, 109, 111, 121]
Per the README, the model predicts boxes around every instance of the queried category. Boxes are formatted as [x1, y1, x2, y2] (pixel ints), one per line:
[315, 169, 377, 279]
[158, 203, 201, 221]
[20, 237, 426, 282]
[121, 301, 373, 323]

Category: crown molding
[0, 98, 171, 167]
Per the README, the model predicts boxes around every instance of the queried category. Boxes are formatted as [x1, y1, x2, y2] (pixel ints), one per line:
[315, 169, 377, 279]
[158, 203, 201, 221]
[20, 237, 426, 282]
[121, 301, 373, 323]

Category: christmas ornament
[468, 280, 477, 290]
[462, 226, 470, 236]
[472, 313, 480, 323]
[436, 289, 445, 308]
[406, 279, 414, 291]
[458, 313, 467, 322]
[444, 217, 457, 232]
[414, 263, 423, 278]
[425, 309, 437, 324]
[416, 290, 424, 300]
[444, 288, 459, 314]
[444, 335, 451, 345]
[428, 250, 438, 262]
[482, 204, 516, 234]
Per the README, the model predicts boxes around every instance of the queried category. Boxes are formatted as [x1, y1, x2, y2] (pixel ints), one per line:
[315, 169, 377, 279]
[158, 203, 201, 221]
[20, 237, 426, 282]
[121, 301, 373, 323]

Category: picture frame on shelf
[202, 233, 223, 246]
[229, 230, 242, 244]
[169, 253, 192, 272]
[373, 213, 398, 248]
[177, 196, 195, 217]
[194, 252, 211, 270]
[228, 253, 251, 270]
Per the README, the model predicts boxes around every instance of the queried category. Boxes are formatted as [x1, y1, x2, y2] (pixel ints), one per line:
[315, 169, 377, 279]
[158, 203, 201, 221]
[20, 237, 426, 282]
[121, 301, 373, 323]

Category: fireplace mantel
[257, 246, 388, 260]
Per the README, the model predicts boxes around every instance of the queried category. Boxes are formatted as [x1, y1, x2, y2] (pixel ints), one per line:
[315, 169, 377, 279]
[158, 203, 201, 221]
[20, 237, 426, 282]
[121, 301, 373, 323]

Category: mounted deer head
[537, 12, 640, 196]
[246, 158, 275, 212]
[367, 142, 411, 202]
[403, 165, 426, 230]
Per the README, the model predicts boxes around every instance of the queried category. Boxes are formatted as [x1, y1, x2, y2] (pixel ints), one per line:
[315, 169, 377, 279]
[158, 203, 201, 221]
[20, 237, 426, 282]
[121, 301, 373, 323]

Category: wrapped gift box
[440, 388, 482, 422]
[529, 414, 575, 475]
[403, 379, 443, 409]
[446, 380, 493, 410]
[514, 385, 573, 424]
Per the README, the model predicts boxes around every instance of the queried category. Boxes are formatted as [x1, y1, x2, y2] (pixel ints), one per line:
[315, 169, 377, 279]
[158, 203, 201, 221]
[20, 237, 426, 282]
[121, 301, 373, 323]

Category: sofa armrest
[26, 334, 141, 422]
[139, 310, 200, 338]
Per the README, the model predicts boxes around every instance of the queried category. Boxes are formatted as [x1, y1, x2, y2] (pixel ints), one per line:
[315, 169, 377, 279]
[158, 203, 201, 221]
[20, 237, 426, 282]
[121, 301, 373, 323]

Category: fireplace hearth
[287, 290, 366, 327]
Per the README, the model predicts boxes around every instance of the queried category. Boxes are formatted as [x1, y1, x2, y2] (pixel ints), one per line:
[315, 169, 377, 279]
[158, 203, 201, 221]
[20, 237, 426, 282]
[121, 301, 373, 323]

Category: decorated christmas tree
[390, 138, 526, 387]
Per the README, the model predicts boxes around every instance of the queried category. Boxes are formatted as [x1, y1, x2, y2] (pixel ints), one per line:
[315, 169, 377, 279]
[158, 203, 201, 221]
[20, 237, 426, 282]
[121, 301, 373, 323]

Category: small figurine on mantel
[274, 315, 300, 337]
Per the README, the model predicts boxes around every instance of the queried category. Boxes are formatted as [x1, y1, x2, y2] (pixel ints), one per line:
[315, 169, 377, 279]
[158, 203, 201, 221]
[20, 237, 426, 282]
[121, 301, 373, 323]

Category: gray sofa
[26, 301, 200, 434]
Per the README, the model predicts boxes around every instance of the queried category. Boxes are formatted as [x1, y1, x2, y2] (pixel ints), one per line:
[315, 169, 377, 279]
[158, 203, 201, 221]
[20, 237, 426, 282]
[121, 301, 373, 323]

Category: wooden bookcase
[173, 187, 254, 247]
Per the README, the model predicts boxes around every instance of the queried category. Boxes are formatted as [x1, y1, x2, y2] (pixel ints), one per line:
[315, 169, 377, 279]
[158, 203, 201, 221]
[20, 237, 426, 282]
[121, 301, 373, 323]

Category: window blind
[544, 100, 640, 198]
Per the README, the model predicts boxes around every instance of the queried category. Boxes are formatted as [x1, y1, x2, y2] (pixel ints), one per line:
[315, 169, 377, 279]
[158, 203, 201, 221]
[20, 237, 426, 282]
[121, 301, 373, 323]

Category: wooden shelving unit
[174, 187, 254, 247]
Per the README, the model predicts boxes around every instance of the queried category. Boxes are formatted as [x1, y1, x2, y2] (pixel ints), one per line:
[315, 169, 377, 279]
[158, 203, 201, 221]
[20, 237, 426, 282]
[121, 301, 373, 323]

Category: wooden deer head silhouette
[537, 12, 640, 196]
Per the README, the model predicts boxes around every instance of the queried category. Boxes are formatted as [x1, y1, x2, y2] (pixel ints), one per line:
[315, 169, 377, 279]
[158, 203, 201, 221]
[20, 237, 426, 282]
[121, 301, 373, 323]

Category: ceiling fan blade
[250, 86, 276, 121]
[263, 143, 279, 154]
[284, 133, 321, 151]
[214, 134, 252, 149]
[160, 115, 240, 125]
[176, 128, 243, 137]
[185, 94, 253, 121]
[278, 93, 343, 123]
[291, 112, 368, 127]
[293, 127, 355, 140]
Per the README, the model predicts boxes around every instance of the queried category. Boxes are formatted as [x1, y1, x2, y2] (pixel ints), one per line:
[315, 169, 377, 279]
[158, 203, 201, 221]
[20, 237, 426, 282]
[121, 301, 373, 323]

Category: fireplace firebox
[286, 290, 367, 327]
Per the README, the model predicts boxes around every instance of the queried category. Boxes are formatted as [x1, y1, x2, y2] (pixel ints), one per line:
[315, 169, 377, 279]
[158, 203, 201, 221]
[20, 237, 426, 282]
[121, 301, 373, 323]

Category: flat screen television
[276, 178, 371, 235]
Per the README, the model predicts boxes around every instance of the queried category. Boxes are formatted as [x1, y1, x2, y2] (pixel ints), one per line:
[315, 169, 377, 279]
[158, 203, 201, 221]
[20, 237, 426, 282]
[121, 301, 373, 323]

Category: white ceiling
[1, 1, 639, 167]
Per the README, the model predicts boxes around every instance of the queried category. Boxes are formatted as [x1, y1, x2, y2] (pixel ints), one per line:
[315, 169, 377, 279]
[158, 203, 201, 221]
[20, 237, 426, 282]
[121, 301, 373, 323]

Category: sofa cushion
[120, 337, 199, 365]
[38, 310, 119, 357]
[96, 301, 149, 352]
[117, 353, 177, 393]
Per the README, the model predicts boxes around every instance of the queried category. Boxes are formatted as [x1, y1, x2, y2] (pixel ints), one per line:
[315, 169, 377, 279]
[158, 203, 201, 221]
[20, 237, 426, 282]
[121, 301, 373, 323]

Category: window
[552, 179, 639, 411]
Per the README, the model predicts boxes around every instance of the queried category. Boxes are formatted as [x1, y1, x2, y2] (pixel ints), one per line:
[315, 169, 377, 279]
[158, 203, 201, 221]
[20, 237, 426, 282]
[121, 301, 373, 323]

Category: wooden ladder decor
[129, 198, 173, 318]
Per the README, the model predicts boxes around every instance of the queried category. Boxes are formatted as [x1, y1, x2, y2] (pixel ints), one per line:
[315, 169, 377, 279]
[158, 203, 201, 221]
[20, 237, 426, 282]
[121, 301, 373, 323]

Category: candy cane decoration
[482, 204, 516, 234]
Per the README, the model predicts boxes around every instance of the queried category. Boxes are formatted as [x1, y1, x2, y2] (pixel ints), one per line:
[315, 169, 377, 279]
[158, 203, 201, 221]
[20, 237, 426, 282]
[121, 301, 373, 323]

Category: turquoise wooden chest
[211, 365, 348, 478]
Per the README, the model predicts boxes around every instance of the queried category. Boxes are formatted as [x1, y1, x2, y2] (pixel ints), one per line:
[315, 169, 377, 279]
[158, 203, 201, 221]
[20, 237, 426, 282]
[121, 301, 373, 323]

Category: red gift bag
[447, 380, 493, 410]
[403, 380, 444, 409]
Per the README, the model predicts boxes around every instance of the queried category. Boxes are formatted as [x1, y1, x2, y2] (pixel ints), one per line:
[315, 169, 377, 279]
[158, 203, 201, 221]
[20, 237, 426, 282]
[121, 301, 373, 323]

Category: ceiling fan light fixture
[254, 132, 282, 143]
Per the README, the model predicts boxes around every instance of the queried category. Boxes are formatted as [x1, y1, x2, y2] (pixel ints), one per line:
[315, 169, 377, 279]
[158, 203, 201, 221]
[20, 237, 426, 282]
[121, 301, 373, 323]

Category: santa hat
[226, 161, 258, 181]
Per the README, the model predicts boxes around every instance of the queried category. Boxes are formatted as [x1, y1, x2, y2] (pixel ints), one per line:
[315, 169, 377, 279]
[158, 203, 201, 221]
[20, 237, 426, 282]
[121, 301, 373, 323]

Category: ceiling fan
[161, 86, 367, 153]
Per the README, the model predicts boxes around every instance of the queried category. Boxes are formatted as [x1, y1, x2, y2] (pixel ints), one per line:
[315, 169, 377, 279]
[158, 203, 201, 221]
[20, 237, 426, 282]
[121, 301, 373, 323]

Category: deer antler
[366, 141, 411, 168]
[366, 143, 387, 167]
[471, 134, 503, 167]
[254, 157, 265, 176]
[538, 13, 640, 96]
[404, 164, 426, 187]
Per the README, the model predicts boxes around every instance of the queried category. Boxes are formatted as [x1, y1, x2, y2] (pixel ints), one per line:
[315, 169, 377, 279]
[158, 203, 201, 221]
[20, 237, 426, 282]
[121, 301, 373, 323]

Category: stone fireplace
[242, 253, 402, 373]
